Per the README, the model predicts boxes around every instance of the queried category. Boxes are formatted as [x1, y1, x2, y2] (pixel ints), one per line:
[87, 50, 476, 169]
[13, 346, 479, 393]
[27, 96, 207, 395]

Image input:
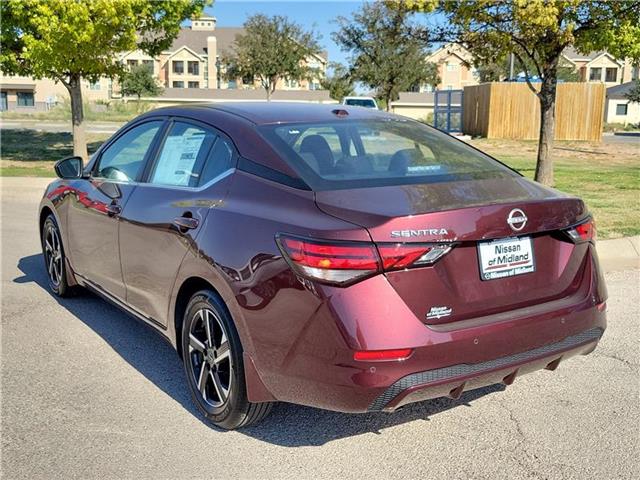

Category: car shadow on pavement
[16, 253, 506, 447]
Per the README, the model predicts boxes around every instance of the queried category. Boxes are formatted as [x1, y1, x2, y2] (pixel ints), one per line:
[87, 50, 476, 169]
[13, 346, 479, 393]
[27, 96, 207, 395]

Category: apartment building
[562, 47, 638, 86]
[422, 43, 480, 91]
[0, 16, 328, 111]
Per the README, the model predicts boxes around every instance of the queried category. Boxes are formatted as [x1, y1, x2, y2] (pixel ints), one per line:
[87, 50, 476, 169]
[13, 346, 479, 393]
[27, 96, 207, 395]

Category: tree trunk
[534, 64, 558, 186]
[65, 74, 88, 161]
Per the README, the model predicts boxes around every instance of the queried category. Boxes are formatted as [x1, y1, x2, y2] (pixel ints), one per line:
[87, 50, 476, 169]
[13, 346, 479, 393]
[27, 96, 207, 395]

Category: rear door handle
[106, 203, 122, 216]
[173, 216, 199, 231]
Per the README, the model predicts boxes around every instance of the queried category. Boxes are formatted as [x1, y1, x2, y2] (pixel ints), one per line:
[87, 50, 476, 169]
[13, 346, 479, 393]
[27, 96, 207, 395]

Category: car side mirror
[54, 156, 85, 179]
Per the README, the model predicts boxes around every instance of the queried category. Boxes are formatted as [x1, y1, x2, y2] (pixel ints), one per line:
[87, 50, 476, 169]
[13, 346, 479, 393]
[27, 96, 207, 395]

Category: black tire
[41, 214, 74, 297]
[181, 290, 273, 429]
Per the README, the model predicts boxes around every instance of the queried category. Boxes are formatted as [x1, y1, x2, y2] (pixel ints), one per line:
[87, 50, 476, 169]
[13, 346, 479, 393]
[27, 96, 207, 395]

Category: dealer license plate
[478, 236, 535, 281]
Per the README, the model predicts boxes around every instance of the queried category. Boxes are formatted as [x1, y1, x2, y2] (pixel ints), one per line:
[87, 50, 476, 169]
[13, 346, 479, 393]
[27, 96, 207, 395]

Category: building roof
[168, 25, 329, 62]
[396, 92, 435, 103]
[607, 81, 637, 99]
[391, 91, 463, 106]
[169, 27, 244, 56]
[156, 88, 335, 102]
[562, 46, 603, 62]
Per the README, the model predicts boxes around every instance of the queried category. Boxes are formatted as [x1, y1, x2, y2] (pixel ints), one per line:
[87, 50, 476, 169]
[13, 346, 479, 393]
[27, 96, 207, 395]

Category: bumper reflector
[354, 348, 413, 362]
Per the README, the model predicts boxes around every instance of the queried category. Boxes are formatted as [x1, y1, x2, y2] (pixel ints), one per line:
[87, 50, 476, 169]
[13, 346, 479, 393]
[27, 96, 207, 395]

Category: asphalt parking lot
[1, 177, 638, 480]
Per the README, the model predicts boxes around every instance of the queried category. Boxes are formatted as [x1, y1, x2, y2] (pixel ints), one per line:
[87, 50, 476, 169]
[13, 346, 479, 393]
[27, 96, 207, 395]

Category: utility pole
[509, 53, 514, 81]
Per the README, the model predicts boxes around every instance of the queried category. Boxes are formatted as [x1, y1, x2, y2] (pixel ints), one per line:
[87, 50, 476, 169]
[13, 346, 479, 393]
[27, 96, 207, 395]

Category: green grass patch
[485, 152, 640, 239]
[1, 130, 109, 162]
[0, 166, 56, 177]
[0, 100, 155, 123]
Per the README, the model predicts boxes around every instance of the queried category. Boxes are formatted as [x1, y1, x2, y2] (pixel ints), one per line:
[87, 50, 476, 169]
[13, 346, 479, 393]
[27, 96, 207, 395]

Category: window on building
[616, 103, 628, 116]
[172, 81, 184, 88]
[17, 91, 34, 107]
[173, 61, 184, 74]
[89, 81, 101, 90]
[127, 59, 138, 69]
[242, 75, 254, 85]
[446, 62, 457, 71]
[605, 68, 617, 82]
[142, 60, 154, 72]
[187, 61, 199, 75]
[589, 67, 602, 81]
[188, 81, 200, 89]
[228, 79, 237, 89]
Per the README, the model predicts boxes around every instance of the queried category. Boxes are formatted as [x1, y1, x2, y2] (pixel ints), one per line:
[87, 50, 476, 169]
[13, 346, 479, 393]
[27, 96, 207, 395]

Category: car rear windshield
[259, 118, 518, 190]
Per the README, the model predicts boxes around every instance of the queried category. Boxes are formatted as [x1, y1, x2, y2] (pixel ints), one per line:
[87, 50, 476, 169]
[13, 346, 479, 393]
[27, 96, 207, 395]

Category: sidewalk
[597, 236, 640, 271]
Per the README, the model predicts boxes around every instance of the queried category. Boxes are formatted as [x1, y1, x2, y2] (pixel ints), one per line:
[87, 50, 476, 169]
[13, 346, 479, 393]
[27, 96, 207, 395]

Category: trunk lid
[315, 176, 590, 325]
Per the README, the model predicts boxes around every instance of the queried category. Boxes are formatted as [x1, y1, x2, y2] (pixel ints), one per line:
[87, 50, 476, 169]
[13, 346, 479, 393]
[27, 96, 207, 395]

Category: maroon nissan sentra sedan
[39, 102, 606, 429]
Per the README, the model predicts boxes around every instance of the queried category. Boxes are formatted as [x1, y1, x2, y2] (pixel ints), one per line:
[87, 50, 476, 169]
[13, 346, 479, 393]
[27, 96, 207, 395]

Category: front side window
[589, 67, 602, 81]
[605, 67, 617, 82]
[149, 122, 234, 187]
[260, 118, 515, 190]
[616, 103, 628, 115]
[188, 81, 199, 89]
[17, 92, 34, 107]
[95, 121, 162, 182]
[173, 81, 184, 88]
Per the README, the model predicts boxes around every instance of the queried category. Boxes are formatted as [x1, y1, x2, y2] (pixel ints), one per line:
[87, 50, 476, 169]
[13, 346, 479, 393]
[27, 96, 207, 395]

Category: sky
[206, 0, 366, 66]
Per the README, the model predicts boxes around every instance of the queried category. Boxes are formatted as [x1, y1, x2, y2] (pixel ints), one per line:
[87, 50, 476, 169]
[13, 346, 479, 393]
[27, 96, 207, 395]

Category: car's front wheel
[181, 290, 273, 429]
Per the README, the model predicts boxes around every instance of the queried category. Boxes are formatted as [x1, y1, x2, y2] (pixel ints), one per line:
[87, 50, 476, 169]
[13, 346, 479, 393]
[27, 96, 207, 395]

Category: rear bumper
[248, 244, 607, 413]
[370, 327, 602, 411]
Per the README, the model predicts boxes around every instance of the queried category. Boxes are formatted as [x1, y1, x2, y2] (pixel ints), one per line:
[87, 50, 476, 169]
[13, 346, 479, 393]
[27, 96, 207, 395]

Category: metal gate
[433, 89, 463, 133]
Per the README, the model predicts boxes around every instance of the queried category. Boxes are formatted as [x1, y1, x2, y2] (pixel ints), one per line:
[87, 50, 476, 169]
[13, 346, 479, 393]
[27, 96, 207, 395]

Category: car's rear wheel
[42, 214, 73, 297]
[181, 290, 273, 429]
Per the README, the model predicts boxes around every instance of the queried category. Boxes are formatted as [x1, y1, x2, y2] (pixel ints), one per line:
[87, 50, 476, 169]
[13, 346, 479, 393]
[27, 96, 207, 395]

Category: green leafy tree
[0, 0, 208, 160]
[333, 2, 439, 111]
[396, 0, 640, 185]
[320, 62, 355, 101]
[222, 14, 322, 101]
[626, 80, 640, 103]
[121, 64, 164, 106]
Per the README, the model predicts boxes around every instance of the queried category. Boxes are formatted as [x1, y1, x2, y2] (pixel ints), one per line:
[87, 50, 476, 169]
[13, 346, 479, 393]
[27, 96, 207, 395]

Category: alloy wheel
[44, 224, 63, 287]
[188, 308, 233, 408]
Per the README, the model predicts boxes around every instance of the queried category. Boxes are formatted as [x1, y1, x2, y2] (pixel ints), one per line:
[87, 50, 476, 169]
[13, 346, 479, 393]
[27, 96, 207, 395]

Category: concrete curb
[597, 236, 640, 272]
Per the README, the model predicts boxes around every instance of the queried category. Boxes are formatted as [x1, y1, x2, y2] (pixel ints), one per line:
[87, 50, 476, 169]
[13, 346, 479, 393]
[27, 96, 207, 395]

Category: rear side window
[96, 121, 162, 182]
[260, 119, 516, 190]
[149, 121, 234, 187]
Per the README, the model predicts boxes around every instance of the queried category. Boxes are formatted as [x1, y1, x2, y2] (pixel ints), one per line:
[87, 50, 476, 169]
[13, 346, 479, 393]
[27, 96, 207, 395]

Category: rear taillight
[276, 234, 452, 286]
[276, 235, 380, 285]
[565, 218, 596, 244]
[378, 243, 452, 271]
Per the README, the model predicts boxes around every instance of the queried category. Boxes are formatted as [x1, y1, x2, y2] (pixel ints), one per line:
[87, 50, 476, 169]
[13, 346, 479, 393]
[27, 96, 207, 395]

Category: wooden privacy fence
[462, 82, 605, 141]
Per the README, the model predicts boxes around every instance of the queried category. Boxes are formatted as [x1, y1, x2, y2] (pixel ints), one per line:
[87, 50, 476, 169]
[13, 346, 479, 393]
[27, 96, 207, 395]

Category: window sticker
[153, 129, 206, 186]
